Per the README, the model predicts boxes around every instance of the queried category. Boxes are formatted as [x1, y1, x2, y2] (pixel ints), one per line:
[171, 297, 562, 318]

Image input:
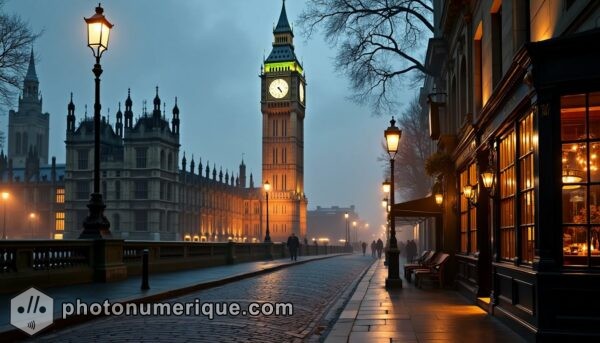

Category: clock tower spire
[260, 0, 307, 242]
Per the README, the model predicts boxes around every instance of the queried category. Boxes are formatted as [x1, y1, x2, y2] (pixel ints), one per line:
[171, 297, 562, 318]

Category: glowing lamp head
[84, 4, 114, 58]
[29, 213, 36, 219]
[263, 180, 271, 192]
[1, 192, 9, 201]
[382, 180, 391, 194]
[381, 198, 388, 208]
[481, 171, 495, 190]
[344, 212, 349, 219]
[352, 221, 357, 227]
[384, 117, 402, 158]
[435, 193, 443, 205]
[462, 185, 473, 199]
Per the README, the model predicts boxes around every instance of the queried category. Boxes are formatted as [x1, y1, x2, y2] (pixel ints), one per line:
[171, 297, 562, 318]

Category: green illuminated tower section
[261, 1, 307, 242]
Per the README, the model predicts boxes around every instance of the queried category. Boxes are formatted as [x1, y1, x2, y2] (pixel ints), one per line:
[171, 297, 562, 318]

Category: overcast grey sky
[3, 0, 417, 241]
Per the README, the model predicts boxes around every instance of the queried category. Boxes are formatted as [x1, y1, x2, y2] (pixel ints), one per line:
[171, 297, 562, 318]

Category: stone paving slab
[324, 259, 528, 343]
[0, 253, 345, 338]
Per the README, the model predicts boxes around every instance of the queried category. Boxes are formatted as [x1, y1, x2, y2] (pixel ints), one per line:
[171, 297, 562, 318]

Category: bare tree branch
[299, 0, 433, 114]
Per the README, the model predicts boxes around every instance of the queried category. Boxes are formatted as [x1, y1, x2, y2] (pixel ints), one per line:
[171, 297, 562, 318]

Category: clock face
[269, 79, 289, 99]
[299, 83, 305, 103]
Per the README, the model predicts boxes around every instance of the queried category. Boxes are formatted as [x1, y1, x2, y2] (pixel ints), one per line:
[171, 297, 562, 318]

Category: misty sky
[2, 0, 417, 241]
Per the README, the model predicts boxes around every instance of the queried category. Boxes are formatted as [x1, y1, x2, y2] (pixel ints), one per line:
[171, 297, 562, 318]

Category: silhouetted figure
[376, 239, 384, 259]
[287, 233, 300, 261]
[361, 241, 367, 256]
[371, 240, 377, 257]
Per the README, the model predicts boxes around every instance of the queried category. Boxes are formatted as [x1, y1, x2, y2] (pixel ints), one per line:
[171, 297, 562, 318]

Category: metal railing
[0, 240, 348, 293]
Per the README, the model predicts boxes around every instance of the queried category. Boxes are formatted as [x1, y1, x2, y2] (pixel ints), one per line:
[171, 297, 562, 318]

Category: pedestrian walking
[376, 238, 384, 259]
[361, 241, 367, 256]
[371, 240, 377, 257]
[287, 233, 300, 261]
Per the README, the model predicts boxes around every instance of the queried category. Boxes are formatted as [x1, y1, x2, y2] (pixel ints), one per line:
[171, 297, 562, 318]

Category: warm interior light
[463, 185, 473, 199]
[435, 193, 443, 205]
[481, 171, 495, 190]
[562, 168, 583, 189]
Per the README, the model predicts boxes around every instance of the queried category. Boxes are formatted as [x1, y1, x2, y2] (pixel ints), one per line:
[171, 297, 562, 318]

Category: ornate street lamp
[79, 4, 114, 239]
[1, 191, 9, 240]
[263, 181, 271, 242]
[384, 117, 402, 288]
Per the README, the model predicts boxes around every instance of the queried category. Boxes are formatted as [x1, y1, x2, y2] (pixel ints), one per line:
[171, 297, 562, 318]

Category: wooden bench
[403, 250, 435, 281]
[414, 253, 450, 288]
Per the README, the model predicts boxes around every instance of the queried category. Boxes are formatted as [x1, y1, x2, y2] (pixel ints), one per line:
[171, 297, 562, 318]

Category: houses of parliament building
[0, 1, 307, 242]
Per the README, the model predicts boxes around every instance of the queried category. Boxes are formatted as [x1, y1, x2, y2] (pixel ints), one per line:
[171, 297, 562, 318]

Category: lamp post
[263, 181, 271, 242]
[1, 192, 9, 240]
[384, 117, 402, 288]
[29, 212, 37, 239]
[352, 221, 357, 247]
[382, 180, 390, 266]
[344, 212, 349, 249]
[79, 4, 114, 239]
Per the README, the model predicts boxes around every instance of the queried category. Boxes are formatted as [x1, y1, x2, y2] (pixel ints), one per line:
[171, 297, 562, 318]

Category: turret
[67, 92, 76, 133]
[115, 102, 123, 137]
[172, 97, 180, 135]
[124, 88, 133, 129]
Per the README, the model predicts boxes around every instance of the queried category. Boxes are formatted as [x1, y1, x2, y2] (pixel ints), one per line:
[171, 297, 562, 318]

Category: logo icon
[10, 287, 54, 335]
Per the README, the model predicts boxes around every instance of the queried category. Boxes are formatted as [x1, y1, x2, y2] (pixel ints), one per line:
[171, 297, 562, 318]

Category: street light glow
[1, 192, 9, 201]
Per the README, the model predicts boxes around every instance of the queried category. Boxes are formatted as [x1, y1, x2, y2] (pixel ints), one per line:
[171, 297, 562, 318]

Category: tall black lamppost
[344, 212, 349, 248]
[1, 192, 9, 240]
[382, 180, 390, 265]
[263, 181, 271, 242]
[384, 117, 402, 288]
[79, 4, 114, 239]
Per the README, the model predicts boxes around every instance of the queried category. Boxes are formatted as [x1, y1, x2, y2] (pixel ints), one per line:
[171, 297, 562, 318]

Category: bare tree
[380, 94, 431, 201]
[0, 1, 40, 109]
[0, 1, 39, 150]
[299, 0, 433, 114]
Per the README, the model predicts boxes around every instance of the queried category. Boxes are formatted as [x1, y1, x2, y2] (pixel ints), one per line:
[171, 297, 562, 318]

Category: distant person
[376, 238, 384, 259]
[361, 241, 367, 256]
[287, 233, 300, 261]
[371, 240, 377, 257]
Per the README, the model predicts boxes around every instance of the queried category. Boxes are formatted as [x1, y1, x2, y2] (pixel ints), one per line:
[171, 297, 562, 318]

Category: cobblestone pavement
[31, 255, 374, 343]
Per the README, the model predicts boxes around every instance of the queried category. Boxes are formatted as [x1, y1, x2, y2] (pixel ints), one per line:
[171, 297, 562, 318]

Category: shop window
[460, 170, 469, 253]
[500, 131, 516, 260]
[519, 113, 535, 263]
[460, 163, 478, 254]
[561, 92, 600, 266]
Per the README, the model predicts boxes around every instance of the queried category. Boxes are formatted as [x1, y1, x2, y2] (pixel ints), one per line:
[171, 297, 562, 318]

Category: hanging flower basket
[425, 151, 454, 177]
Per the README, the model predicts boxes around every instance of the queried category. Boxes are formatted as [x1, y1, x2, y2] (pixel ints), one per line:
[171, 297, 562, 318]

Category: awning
[390, 195, 442, 225]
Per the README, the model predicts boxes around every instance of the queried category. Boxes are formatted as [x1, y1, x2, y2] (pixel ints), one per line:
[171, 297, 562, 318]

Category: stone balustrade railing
[0, 240, 348, 293]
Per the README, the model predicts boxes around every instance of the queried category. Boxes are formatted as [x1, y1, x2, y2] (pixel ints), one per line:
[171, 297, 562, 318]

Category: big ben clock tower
[261, 0, 307, 242]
